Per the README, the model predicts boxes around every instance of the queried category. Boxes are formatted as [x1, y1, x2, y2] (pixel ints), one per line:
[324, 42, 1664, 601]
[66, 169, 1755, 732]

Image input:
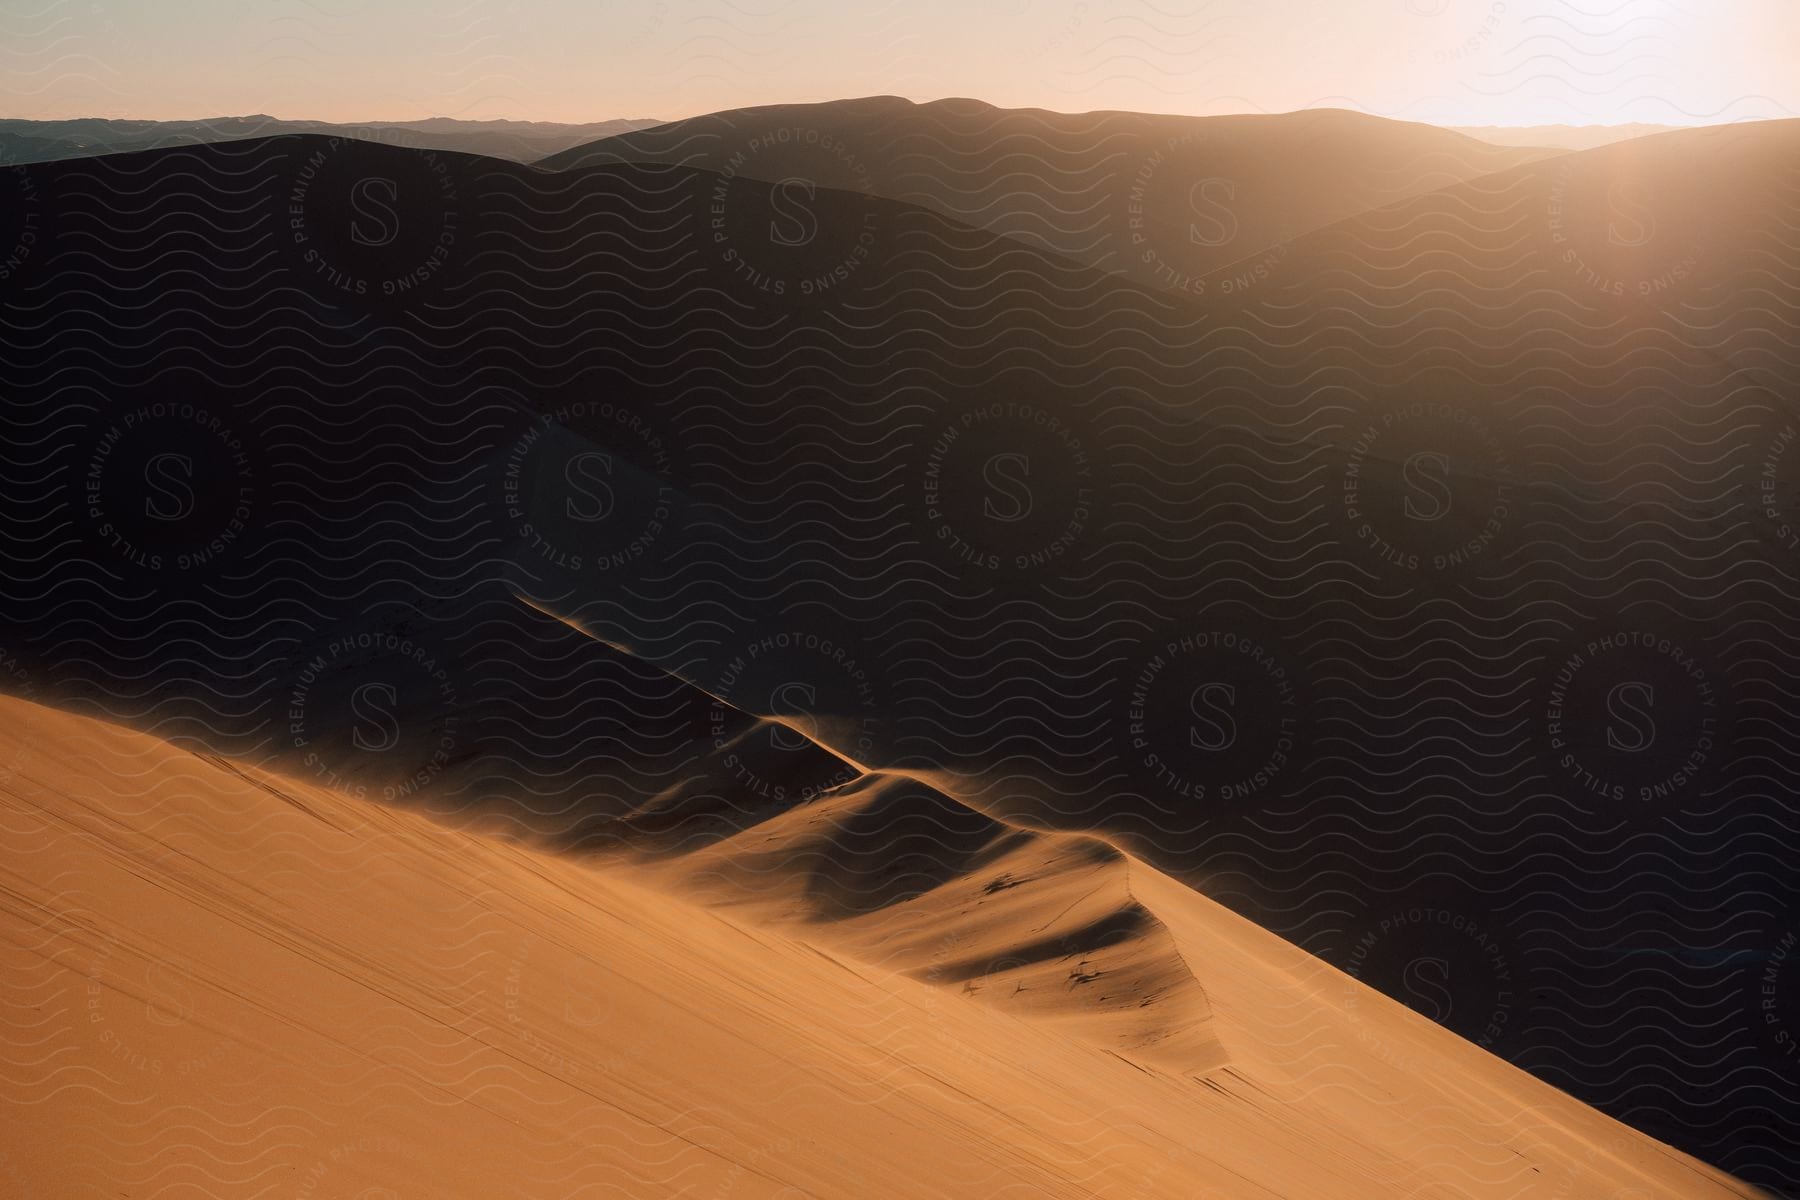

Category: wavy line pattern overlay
[1, 96, 1798, 1196]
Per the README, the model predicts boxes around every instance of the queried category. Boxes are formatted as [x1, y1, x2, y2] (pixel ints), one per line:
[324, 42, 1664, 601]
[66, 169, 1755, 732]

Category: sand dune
[540, 96, 1557, 294]
[1450, 123, 1681, 152]
[4, 113, 1800, 1188]
[0, 692, 1761, 1198]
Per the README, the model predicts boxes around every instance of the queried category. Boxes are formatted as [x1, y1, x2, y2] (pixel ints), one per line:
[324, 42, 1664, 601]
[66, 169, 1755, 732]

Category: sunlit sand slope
[0, 695, 1759, 1199]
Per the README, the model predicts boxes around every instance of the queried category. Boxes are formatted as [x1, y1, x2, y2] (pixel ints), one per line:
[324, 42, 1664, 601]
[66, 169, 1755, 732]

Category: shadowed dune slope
[4, 121, 1800, 1186]
[0, 693, 1765, 1199]
[471, 603, 1231, 1077]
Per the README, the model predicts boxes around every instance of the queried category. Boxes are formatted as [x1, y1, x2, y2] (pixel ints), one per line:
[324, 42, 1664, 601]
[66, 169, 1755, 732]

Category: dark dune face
[3, 110, 1800, 1189]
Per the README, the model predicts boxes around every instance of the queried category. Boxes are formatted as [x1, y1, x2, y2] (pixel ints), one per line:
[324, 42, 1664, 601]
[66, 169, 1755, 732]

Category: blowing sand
[0, 693, 1759, 1197]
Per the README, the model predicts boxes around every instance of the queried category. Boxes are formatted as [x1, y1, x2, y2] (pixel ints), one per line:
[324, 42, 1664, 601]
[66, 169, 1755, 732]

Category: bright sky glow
[1, 0, 1793, 126]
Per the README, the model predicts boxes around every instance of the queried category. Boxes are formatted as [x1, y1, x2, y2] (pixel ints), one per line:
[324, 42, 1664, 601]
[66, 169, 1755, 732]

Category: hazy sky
[3, 0, 1795, 126]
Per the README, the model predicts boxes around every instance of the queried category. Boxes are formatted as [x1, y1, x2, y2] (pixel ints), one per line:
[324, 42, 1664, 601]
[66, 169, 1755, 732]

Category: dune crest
[0, 688, 1761, 1197]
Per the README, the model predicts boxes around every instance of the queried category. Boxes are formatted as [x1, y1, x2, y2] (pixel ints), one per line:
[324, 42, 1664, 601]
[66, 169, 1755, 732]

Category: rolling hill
[0, 114, 662, 165]
[539, 96, 1560, 295]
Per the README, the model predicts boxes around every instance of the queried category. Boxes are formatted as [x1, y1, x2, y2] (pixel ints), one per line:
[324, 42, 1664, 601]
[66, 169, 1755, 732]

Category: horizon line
[0, 96, 1744, 132]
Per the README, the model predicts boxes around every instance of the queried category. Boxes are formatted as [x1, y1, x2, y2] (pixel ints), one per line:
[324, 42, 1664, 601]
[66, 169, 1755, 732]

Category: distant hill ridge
[0, 113, 663, 164]
[539, 95, 1563, 295]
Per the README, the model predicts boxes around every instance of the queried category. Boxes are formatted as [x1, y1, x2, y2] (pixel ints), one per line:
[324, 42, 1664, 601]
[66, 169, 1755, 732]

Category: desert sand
[0, 690, 1759, 1198]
